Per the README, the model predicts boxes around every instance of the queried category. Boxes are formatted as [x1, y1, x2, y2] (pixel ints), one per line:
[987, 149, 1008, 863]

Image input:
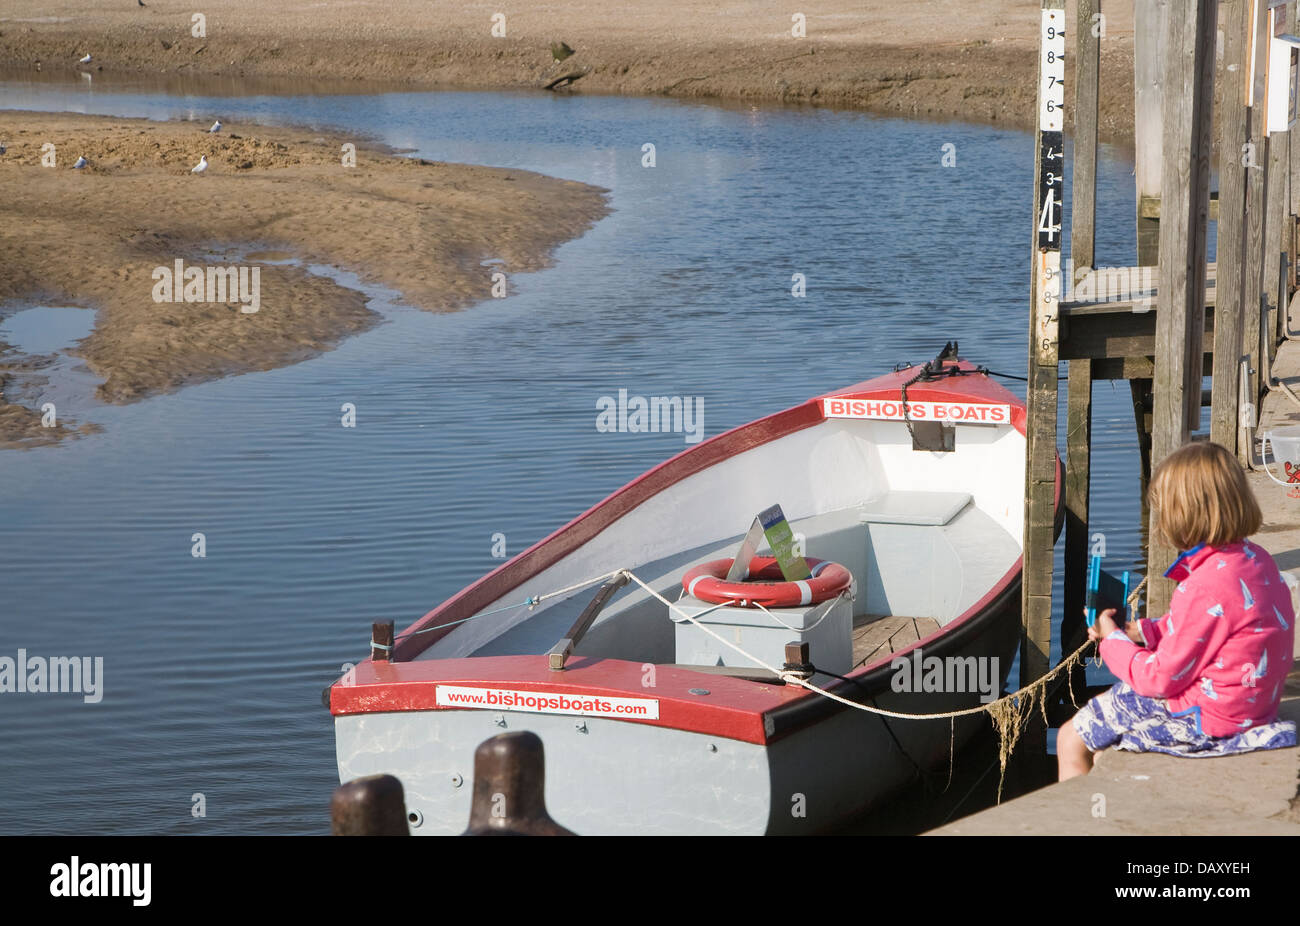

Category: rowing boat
[328, 345, 1062, 834]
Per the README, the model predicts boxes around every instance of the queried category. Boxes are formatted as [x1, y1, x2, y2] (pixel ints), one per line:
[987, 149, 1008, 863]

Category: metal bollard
[331, 773, 410, 836]
[461, 731, 576, 836]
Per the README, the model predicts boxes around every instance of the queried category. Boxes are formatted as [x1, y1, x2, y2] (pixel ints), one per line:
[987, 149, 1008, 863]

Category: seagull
[72, 156, 87, 169]
[208, 120, 222, 133]
[0, 142, 6, 155]
[78, 53, 92, 64]
[138, 0, 147, 6]
[191, 155, 208, 174]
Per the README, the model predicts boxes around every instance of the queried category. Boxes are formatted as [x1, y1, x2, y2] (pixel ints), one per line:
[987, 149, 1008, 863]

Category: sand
[0, 0, 1137, 142]
[0, 1, 1139, 445]
[0, 112, 608, 447]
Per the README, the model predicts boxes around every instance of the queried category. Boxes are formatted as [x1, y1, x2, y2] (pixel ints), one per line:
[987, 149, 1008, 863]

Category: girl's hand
[1094, 609, 1120, 639]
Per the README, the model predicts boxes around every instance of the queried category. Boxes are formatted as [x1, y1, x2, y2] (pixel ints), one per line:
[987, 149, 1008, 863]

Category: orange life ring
[681, 556, 852, 608]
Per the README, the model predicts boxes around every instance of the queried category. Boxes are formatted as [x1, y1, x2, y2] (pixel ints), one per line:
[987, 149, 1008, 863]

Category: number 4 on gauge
[1038, 189, 1061, 242]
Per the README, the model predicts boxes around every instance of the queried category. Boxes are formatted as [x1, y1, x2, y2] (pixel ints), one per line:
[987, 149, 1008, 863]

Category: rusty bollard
[461, 731, 576, 836]
[331, 773, 410, 836]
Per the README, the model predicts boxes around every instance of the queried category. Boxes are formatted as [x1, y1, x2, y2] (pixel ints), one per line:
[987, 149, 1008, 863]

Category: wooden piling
[1020, 0, 1067, 763]
[1133, 0, 1168, 264]
[1264, 131, 1290, 373]
[1072, 0, 1100, 280]
[1062, 363, 1092, 680]
[1148, 0, 1216, 616]
[1061, 0, 1102, 700]
[1242, 0, 1272, 465]
[1212, 0, 1252, 454]
[1131, 0, 1165, 508]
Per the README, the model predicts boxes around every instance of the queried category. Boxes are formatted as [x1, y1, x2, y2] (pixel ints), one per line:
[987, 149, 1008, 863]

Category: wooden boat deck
[852, 614, 943, 668]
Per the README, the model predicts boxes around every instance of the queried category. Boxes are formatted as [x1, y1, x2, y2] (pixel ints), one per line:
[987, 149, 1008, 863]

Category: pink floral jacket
[1099, 540, 1295, 737]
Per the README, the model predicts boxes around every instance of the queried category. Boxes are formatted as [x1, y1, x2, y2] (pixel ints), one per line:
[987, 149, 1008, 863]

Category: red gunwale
[330, 360, 1060, 745]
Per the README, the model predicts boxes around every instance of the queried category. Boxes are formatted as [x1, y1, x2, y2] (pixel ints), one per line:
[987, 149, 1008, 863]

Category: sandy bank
[0, 0, 1137, 143]
[0, 111, 609, 447]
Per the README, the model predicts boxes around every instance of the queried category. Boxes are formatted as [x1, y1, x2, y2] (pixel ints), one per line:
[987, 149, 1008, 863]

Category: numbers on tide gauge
[1038, 186, 1062, 244]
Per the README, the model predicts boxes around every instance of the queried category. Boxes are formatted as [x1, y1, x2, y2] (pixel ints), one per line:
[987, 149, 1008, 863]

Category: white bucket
[1263, 425, 1300, 494]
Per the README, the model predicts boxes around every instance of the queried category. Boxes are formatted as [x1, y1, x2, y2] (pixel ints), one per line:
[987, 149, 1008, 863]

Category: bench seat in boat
[459, 490, 1020, 666]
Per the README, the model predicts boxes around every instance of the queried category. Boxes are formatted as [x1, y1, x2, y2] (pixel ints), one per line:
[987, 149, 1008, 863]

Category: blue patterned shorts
[1072, 682, 1297, 757]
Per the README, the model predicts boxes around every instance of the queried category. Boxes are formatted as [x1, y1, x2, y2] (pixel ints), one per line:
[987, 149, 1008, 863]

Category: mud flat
[0, 111, 609, 447]
[0, 0, 1137, 143]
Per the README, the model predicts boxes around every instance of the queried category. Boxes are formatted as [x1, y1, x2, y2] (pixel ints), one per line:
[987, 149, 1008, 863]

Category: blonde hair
[1148, 441, 1262, 550]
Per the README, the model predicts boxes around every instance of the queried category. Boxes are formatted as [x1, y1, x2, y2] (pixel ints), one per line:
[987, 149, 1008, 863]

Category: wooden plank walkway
[1061, 261, 1216, 314]
[1054, 262, 1219, 379]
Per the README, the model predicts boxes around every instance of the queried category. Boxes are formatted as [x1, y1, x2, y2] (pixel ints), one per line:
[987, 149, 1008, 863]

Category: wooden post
[1283, 0, 1295, 341]
[782, 641, 814, 684]
[1131, 379, 1154, 491]
[1149, 0, 1217, 617]
[1291, 0, 1300, 217]
[1062, 363, 1093, 681]
[1132, 0, 1166, 507]
[1021, 0, 1067, 764]
[1275, 254, 1290, 370]
[1134, 0, 1169, 261]
[1264, 130, 1289, 369]
[1072, 0, 1101, 283]
[1212, 0, 1252, 454]
[1061, 0, 1101, 704]
[1242, 0, 1272, 465]
[371, 620, 394, 662]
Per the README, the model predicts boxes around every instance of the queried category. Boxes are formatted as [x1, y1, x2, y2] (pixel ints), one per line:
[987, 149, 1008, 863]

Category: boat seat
[855, 491, 1012, 625]
[858, 491, 971, 526]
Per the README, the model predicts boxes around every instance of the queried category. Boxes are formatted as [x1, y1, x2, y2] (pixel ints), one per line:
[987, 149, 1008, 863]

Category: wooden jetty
[1021, 0, 1300, 763]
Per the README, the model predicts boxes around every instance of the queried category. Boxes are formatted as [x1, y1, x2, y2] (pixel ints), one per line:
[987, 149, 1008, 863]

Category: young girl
[1058, 440, 1297, 780]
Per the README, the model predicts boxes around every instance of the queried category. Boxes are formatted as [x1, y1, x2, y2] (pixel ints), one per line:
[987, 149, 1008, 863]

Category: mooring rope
[415, 564, 1145, 722]
[621, 568, 1089, 722]
[391, 561, 1146, 799]
[621, 568, 1094, 799]
[622, 566, 1146, 799]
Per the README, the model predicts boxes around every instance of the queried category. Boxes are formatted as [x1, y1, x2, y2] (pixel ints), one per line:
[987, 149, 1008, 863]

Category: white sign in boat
[821, 398, 1012, 424]
[435, 685, 661, 720]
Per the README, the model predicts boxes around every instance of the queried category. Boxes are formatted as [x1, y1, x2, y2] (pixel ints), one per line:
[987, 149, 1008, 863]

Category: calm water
[1, 80, 1157, 834]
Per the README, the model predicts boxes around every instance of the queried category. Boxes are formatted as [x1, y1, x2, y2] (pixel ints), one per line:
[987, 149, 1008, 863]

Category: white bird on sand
[78, 53, 92, 64]
[208, 120, 222, 133]
[72, 156, 87, 169]
[192, 155, 208, 174]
